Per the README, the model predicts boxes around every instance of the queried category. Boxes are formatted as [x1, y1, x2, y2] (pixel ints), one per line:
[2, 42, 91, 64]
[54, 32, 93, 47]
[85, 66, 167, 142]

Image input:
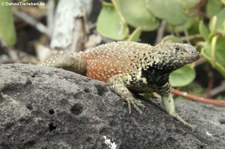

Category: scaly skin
[41, 41, 200, 129]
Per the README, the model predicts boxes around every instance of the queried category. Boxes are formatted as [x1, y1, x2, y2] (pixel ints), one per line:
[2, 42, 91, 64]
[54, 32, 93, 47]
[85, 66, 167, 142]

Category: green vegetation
[0, 0, 16, 46]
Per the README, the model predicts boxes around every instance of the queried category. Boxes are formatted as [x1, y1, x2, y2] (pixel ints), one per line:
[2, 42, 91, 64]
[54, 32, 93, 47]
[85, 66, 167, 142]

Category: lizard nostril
[193, 51, 200, 60]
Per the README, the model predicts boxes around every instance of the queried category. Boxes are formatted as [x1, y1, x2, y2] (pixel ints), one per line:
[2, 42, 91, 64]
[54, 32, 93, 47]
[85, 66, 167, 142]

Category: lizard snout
[192, 50, 200, 61]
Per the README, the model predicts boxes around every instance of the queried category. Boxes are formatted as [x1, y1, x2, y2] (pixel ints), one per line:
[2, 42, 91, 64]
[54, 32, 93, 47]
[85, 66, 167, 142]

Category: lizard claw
[125, 97, 145, 114]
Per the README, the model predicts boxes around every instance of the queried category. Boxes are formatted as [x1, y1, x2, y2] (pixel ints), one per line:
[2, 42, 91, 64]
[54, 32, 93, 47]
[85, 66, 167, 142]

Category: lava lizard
[40, 41, 200, 129]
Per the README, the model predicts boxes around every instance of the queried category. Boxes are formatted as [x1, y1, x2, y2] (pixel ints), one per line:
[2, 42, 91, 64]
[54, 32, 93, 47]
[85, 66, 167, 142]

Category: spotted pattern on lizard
[41, 41, 200, 129]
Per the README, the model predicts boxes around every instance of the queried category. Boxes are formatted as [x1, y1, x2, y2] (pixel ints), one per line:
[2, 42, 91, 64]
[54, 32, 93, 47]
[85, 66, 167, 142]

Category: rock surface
[0, 64, 224, 149]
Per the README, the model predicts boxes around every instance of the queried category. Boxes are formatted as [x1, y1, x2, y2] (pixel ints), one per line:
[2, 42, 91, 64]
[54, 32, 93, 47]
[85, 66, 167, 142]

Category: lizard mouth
[183, 52, 200, 63]
[192, 52, 200, 61]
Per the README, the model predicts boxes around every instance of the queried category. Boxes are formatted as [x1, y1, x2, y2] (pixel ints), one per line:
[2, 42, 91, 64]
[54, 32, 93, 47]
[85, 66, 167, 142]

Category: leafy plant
[199, 8, 225, 77]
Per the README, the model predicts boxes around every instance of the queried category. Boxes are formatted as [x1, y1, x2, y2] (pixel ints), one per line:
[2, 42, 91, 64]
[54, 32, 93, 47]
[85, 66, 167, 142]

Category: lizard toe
[125, 97, 144, 114]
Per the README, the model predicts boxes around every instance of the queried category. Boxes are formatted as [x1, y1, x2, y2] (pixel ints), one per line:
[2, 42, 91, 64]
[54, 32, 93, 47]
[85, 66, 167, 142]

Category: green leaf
[179, 0, 200, 8]
[114, 0, 159, 31]
[127, 28, 142, 41]
[199, 20, 209, 40]
[170, 65, 196, 87]
[146, 0, 185, 25]
[162, 35, 183, 43]
[209, 8, 225, 33]
[146, 0, 199, 26]
[97, 2, 129, 40]
[206, 0, 223, 18]
[172, 18, 196, 32]
[0, 0, 16, 46]
[202, 36, 225, 77]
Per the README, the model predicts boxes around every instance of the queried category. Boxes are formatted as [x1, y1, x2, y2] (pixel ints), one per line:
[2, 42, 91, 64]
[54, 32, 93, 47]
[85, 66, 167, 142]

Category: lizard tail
[39, 53, 87, 75]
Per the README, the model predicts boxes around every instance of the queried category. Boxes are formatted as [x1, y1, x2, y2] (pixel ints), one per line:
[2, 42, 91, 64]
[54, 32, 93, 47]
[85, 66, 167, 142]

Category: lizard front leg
[158, 83, 195, 129]
[108, 73, 145, 114]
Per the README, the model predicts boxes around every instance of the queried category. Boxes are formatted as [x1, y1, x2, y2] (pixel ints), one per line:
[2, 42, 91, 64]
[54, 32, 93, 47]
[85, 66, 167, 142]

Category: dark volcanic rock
[0, 64, 224, 149]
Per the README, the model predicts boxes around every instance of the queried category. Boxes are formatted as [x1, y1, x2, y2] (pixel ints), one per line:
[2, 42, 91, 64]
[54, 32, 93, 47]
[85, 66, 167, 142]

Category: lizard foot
[125, 97, 145, 114]
[169, 112, 196, 130]
[162, 94, 196, 130]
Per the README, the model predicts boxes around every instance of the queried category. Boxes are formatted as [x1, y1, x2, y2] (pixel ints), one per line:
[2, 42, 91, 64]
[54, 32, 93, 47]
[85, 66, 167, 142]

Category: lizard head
[150, 41, 200, 71]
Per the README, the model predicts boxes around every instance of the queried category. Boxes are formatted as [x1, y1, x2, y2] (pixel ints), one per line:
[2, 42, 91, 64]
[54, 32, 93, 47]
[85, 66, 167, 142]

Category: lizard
[40, 41, 200, 129]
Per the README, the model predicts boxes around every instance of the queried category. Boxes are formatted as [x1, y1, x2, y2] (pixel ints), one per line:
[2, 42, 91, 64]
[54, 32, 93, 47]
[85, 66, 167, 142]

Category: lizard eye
[175, 47, 180, 54]
[175, 47, 179, 51]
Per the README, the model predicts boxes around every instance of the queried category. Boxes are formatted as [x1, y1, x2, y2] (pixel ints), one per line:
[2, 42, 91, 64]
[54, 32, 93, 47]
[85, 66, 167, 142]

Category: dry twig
[13, 9, 50, 36]
[172, 88, 225, 107]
